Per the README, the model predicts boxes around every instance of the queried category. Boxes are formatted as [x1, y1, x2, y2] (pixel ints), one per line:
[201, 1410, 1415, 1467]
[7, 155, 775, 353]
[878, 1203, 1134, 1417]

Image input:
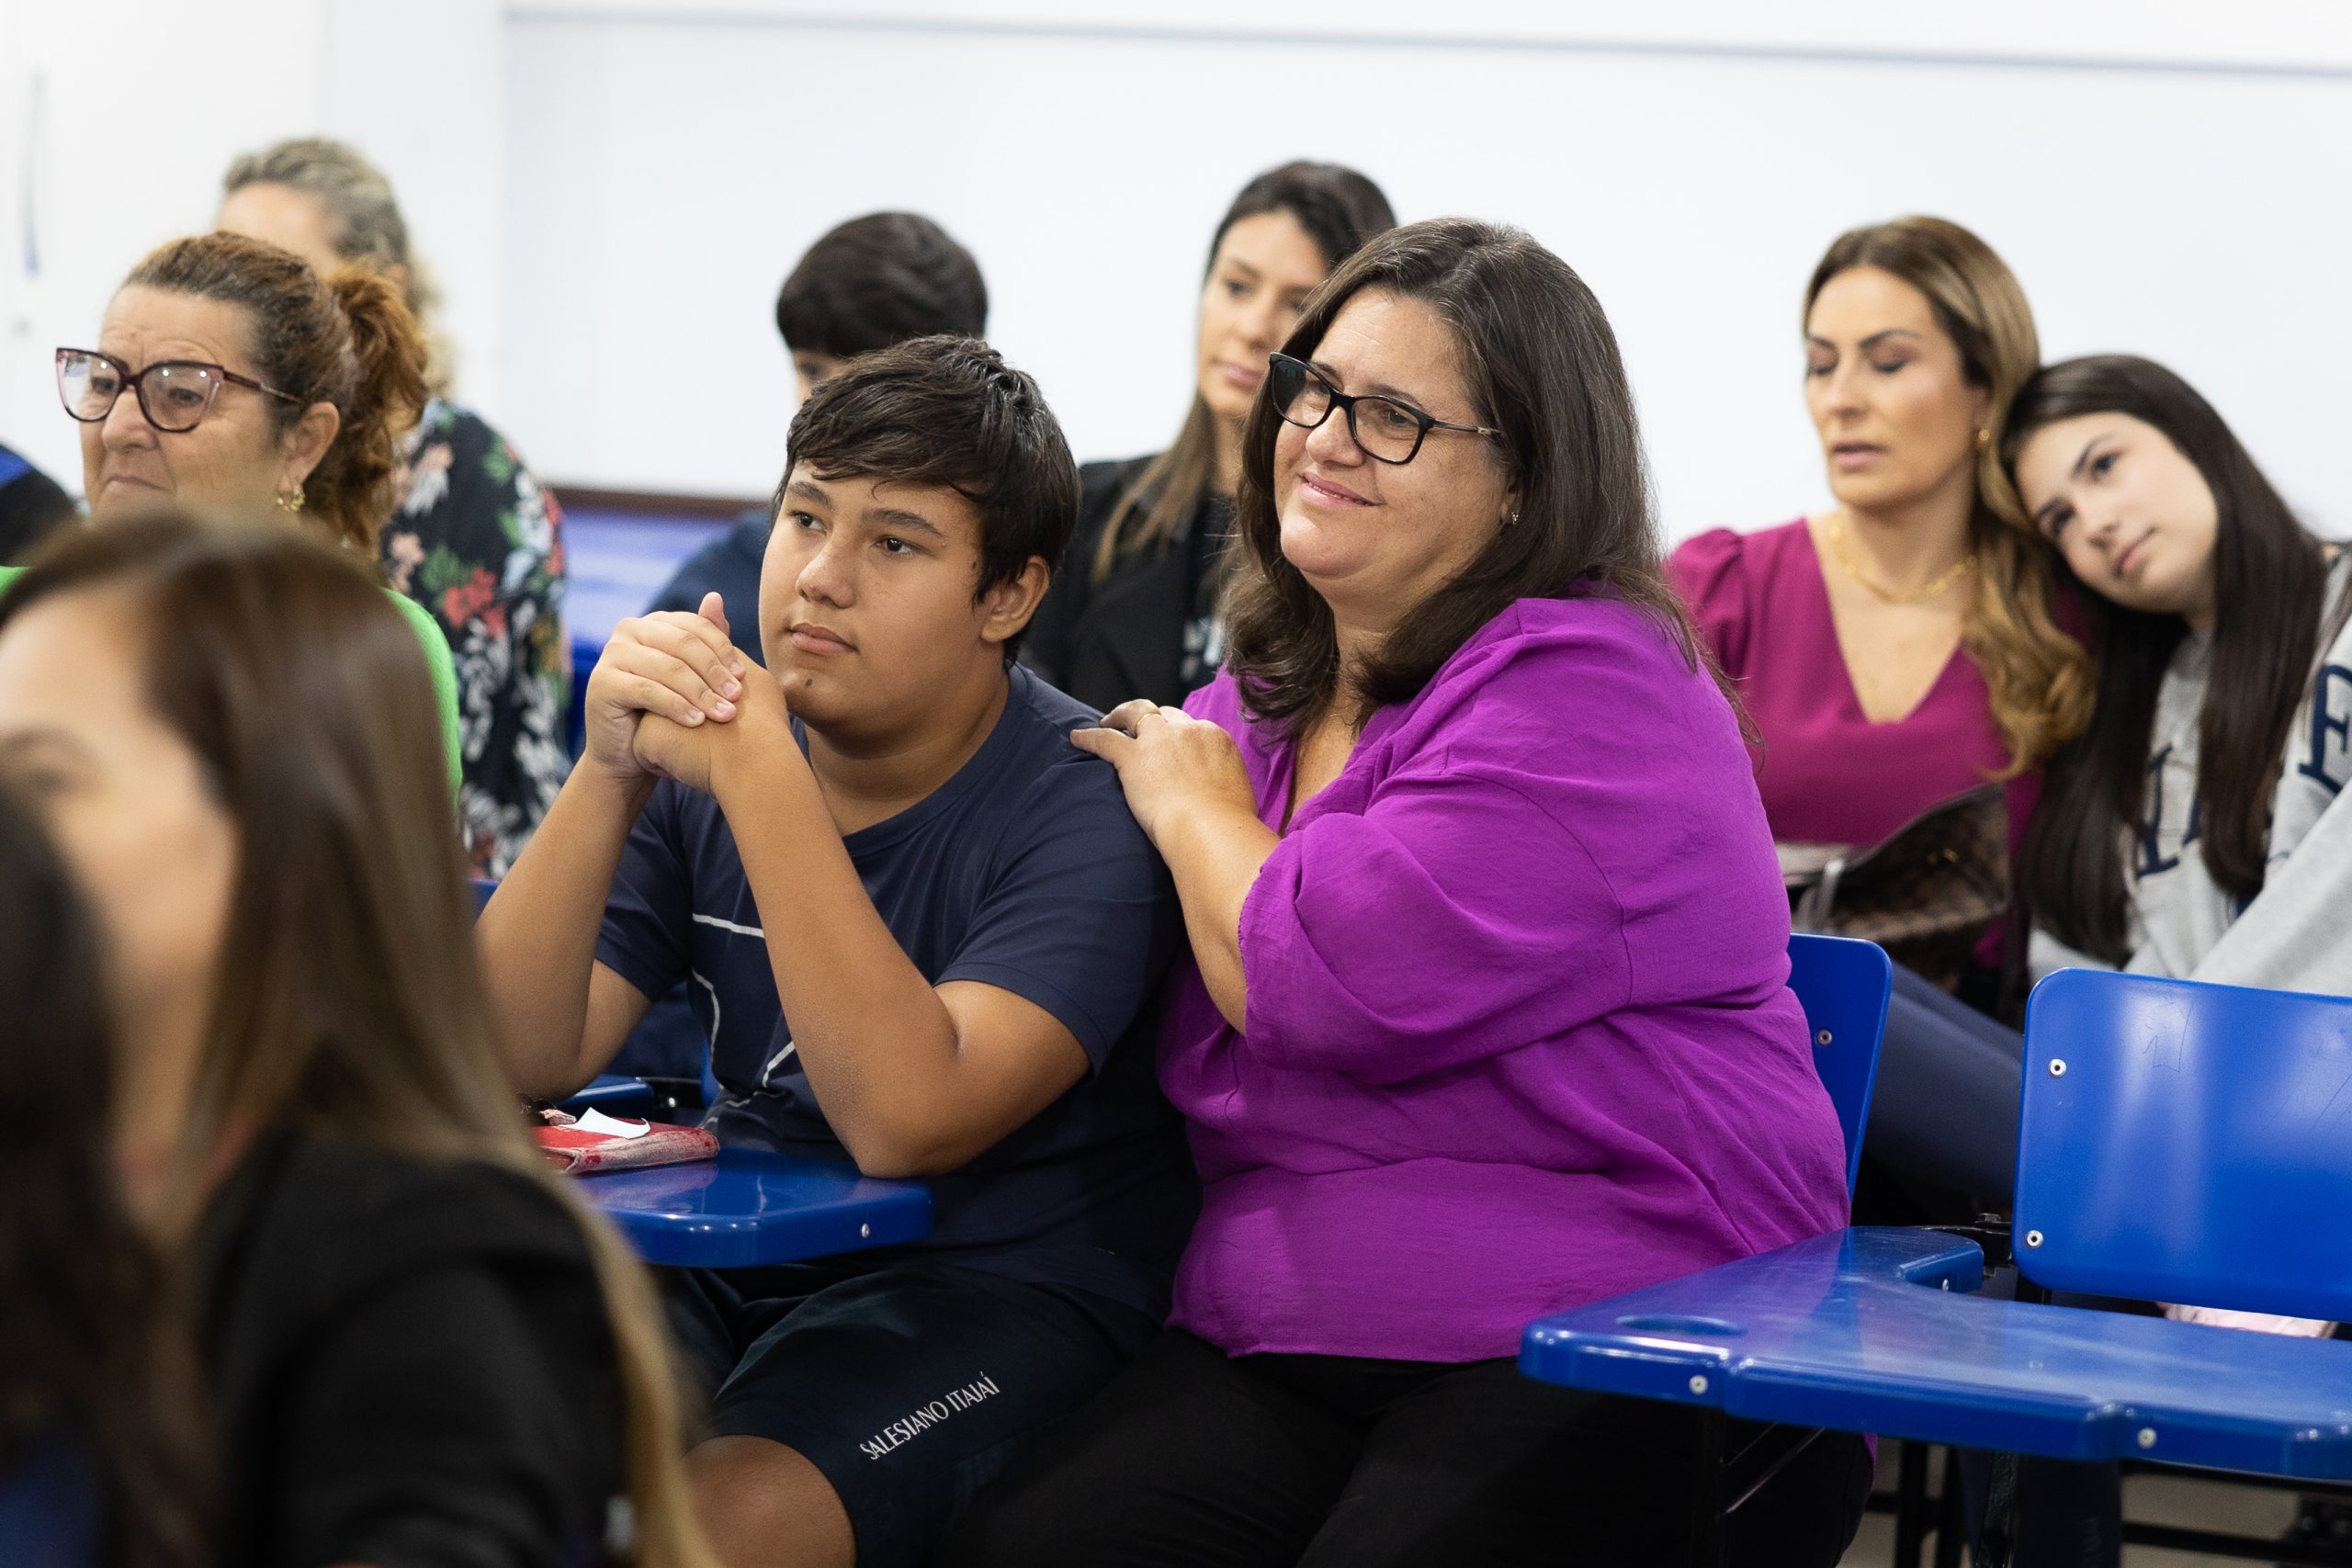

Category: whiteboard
[498, 8, 2352, 540]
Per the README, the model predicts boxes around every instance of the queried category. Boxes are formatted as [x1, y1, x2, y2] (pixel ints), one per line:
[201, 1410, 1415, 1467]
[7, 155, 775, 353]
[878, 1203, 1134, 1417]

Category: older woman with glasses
[942, 220, 1866, 1567]
[42, 230, 458, 774]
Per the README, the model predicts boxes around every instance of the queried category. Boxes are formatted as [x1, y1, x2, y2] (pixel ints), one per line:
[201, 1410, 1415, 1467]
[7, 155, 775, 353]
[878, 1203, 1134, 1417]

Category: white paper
[572, 1108, 653, 1140]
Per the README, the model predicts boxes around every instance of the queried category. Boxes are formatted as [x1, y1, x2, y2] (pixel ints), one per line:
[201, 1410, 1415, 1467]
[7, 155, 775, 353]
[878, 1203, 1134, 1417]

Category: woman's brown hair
[121, 232, 429, 555]
[1091, 161, 1395, 586]
[1223, 217, 1718, 735]
[1804, 216, 2091, 773]
[0, 512, 714, 1568]
[0, 778, 209, 1568]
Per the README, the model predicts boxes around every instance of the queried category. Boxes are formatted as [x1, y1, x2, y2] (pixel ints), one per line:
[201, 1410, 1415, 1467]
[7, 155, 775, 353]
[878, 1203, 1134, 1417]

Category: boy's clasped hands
[583, 590, 779, 796]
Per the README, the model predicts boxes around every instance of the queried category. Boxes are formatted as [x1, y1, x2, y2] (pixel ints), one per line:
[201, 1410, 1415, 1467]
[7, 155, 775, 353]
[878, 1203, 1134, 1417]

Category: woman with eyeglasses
[1022, 162, 1393, 711]
[46, 230, 460, 774]
[944, 220, 1864, 1568]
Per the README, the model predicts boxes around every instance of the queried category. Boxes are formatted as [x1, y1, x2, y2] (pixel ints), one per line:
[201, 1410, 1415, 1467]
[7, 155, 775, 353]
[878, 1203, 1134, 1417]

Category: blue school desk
[580, 1146, 933, 1269]
[1528, 971, 2352, 1562]
[1521, 1226, 2352, 1479]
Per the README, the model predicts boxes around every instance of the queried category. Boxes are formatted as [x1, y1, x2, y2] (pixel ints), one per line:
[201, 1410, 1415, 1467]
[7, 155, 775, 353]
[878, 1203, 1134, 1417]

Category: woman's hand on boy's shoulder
[1071, 700, 1256, 846]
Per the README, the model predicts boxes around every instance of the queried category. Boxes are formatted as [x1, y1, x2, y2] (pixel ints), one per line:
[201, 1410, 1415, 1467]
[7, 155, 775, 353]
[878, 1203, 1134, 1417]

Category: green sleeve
[386, 590, 465, 792]
[0, 567, 460, 794]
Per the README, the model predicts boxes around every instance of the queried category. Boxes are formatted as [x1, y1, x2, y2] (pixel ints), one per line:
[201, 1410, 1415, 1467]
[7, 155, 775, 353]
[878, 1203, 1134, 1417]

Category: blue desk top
[579, 1145, 933, 1269]
[1522, 1227, 2352, 1478]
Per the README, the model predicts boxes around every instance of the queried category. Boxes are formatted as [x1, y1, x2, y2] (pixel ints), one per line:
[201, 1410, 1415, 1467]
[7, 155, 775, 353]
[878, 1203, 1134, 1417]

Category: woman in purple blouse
[1669, 217, 2089, 1208]
[943, 220, 1862, 1566]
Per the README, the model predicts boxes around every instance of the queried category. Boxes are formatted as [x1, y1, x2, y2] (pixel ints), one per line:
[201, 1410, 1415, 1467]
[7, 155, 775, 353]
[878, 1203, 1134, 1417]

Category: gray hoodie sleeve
[2177, 578, 2352, 995]
[2181, 779, 2352, 994]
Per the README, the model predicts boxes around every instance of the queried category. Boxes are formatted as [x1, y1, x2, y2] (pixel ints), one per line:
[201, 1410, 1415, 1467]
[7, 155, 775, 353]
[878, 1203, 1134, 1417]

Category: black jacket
[196, 1131, 625, 1568]
[0, 443, 74, 564]
[1023, 457, 1230, 713]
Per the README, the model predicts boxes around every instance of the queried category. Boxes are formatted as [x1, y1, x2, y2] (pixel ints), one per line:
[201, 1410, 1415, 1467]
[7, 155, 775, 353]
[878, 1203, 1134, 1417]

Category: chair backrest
[1785, 933, 1892, 1195]
[2016, 968, 2352, 1320]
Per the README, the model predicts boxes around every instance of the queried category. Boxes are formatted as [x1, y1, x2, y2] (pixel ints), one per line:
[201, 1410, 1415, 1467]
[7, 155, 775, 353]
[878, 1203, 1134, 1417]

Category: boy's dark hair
[779, 335, 1077, 662]
[775, 213, 989, 358]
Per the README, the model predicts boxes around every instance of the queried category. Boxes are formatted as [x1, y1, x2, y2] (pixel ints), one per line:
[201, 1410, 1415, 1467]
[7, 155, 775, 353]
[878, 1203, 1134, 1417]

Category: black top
[195, 1131, 626, 1568]
[1022, 457, 1232, 712]
[645, 508, 773, 661]
[596, 665, 1198, 1315]
[0, 443, 75, 564]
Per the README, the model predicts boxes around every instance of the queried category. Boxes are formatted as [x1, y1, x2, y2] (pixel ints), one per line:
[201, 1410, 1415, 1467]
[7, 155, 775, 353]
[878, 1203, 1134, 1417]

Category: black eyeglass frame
[55, 346, 299, 434]
[1265, 352, 1504, 466]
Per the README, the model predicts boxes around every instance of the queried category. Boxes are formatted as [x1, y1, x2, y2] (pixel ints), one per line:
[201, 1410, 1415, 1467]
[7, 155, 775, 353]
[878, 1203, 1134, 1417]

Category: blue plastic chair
[1785, 932, 1892, 1195]
[2015, 967, 2352, 1320]
[1525, 968, 2352, 1567]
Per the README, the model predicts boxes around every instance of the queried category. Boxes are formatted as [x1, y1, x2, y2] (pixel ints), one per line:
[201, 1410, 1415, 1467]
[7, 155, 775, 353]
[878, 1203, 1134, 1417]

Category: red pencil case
[535, 1107, 719, 1175]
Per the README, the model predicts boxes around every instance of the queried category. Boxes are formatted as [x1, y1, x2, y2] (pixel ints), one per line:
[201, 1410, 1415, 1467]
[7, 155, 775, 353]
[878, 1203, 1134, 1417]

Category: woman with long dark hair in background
[2007, 355, 2351, 997]
[1023, 161, 1394, 710]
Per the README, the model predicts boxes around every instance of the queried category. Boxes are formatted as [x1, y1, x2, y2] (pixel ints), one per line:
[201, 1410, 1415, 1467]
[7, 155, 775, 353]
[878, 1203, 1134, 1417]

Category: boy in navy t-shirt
[481, 338, 1195, 1568]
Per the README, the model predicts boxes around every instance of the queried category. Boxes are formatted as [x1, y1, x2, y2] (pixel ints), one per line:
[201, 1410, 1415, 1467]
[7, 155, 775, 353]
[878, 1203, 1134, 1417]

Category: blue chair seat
[1522, 1226, 2352, 1479]
[580, 1145, 933, 1269]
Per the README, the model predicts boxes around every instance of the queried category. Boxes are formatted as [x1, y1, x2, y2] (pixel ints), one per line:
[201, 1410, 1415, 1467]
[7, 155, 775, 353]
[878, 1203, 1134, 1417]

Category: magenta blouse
[1669, 520, 2037, 853]
[1158, 597, 1850, 1364]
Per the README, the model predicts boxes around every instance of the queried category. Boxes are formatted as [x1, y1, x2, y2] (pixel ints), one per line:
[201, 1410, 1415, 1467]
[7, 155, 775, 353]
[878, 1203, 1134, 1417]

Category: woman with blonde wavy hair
[1669, 215, 2088, 1212]
[0, 512, 712, 1568]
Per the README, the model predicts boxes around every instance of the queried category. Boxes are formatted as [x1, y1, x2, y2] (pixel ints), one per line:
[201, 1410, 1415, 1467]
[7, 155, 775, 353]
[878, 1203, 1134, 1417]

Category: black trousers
[936, 1328, 1871, 1568]
[1866, 961, 2027, 1206]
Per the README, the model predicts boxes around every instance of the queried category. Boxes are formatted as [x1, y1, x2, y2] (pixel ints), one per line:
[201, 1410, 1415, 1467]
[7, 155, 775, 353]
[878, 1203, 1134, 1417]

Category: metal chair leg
[1892, 1440, 1931, 1568]
[1692, 1408, 1727, 1568]
[1933, 1446, 1967, 1568]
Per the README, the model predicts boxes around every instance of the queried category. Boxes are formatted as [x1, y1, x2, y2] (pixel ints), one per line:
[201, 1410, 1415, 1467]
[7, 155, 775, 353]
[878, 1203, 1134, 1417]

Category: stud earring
[1974, 426, 1992, 452]
[1507, 510, 1521, 527]
[276, 485, 305, 513]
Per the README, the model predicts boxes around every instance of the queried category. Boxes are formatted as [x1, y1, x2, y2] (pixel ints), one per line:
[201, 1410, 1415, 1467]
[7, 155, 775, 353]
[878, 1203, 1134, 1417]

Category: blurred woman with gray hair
[220, 136, 569, 877]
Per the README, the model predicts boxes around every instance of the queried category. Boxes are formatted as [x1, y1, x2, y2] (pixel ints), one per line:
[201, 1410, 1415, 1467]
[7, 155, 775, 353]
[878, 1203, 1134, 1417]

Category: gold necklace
[1824, 513, 1976, 605]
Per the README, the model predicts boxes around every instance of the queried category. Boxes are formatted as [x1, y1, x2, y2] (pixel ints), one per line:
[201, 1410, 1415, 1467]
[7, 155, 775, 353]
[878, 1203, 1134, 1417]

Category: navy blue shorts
[662, 1257, 1159, 1568]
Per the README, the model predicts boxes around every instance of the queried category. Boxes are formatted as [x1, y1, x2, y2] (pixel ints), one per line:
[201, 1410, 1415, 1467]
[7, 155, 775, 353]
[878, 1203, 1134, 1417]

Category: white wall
[6, 3, 2350, 541]
[0, 0, 498, 490]
[494, 1, 2352, 539]
[0, 1, 330, 487]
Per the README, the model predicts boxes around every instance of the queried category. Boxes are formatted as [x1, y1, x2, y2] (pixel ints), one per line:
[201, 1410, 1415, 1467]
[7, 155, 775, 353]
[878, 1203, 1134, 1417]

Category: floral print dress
[384, 399, 570, 877]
